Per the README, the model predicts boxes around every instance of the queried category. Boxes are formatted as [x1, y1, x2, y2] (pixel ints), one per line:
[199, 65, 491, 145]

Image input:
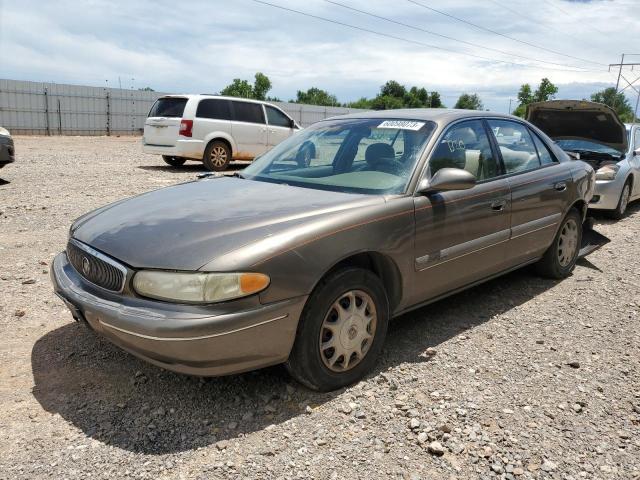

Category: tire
[286, 267, 389, 391]
[605, 180, 631, 220]
[535, 208, 582, 279]
[203, 141, 231, 171]
[162, 155, 186, 167]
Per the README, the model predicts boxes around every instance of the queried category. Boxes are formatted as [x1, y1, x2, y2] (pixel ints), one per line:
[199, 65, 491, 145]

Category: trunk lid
[143, 96, 188, 146]
[526, 100, 628, 154]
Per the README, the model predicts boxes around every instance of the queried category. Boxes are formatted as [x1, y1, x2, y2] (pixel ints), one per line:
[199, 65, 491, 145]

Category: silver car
[527, 100, 640, 219]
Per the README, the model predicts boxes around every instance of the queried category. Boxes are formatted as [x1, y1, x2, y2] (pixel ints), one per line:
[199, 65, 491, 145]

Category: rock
[541, 460, 557, 472]
[491, 464, 504, 474]
[227, 421, 238, 430]
[354, 411, 366, 419]
[14, 309, 26, 317]
[340, 404, 352, 414]
[567, 361, 581, 369]
[409, 418, 421, 430]
[305, 405, 313, 414]
[215, 440, 230, 450]
[21, 279, 36, 285]
[438, 424, 452, 433]
[315, 438, 327, 446]
[420, 347, 437, 358]
[427, 441, 445, 456]
[572, 403, 583, 413]
[513, 467, 524, 475]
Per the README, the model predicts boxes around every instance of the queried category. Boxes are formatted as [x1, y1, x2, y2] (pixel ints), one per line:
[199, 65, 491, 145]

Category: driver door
[410, 119, 512, 305]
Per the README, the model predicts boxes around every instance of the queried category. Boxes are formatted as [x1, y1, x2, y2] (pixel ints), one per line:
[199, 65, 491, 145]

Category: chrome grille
[66, 240, 125, 292]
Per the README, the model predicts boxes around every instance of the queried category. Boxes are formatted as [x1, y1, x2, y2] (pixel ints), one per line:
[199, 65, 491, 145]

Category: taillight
[179, 119, 193, 137]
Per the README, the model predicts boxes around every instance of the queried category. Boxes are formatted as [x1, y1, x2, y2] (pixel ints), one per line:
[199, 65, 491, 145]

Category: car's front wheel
[606, 180, 631, 220]
[286, 267, 389, 391]
[162, 155, 186, 167]
[535, 208, 582, 279]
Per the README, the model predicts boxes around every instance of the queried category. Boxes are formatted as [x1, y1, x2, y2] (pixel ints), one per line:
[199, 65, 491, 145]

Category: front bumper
[588, 179, 623, 210]
[0, 136, 15, 167]
[51, 252, 307, 376]
[141, 139, 205, 160]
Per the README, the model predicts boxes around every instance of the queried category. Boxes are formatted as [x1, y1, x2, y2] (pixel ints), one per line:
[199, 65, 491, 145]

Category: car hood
[526, 100, 628, 154]
[71, 177, 383, 270]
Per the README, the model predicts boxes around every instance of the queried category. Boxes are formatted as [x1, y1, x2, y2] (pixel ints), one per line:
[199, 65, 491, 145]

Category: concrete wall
[0, 79, 364, 135]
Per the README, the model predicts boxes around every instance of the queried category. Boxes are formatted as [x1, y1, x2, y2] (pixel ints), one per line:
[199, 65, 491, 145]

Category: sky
[1, 0, 639, 112]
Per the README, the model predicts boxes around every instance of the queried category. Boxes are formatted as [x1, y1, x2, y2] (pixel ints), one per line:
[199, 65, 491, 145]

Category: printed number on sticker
[377, 120, 426, 131]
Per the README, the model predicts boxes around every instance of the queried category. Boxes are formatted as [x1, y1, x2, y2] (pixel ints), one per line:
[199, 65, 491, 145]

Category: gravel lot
[1, 136, 639, 480]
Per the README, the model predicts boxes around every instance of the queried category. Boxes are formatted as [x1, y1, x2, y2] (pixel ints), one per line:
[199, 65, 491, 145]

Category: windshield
[242, 118, 435, 194]
[555, 139, 622, 157]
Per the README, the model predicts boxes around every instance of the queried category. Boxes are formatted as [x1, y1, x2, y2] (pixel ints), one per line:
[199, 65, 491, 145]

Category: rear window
[232, 101, 265, 124]
[148, 98, 187, 118]
[196, 99, 232, 120]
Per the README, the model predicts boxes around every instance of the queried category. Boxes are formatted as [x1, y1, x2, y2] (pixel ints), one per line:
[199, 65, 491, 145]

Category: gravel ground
[1, 136, 639, 480]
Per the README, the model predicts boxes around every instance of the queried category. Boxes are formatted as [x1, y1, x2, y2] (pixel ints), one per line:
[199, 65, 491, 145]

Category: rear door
[230, 100, 268, 159]
[411, 119, 512, 304]
[632, 128, 640, 198]
[487, 119, 573, 264]
[265, 105, 295, 148]
[143, 97, 187, 146]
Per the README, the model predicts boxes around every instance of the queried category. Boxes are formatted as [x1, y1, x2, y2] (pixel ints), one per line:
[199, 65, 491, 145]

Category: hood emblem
[82, 257, 91, 276]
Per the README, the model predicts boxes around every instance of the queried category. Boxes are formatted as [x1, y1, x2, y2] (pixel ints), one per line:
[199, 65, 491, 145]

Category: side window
[530, 131, 557, 165]
[265, 106, 292, 128]
[635, 129, 640, 150]
[231, 101, 265, 124]
[488, 120, 541, 174]
[429, 120, 500, 181]
[196, 99, 232, 120]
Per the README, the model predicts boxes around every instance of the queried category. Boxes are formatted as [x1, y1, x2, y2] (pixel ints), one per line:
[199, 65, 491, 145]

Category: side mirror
[634, 148, 640, 157]
[289, 118, 297, 129]
[418, 168, 476, 194]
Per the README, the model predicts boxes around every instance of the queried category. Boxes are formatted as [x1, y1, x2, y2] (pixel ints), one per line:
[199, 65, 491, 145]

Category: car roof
[325, 108, 522, 124]
[156, 94, 274, 106]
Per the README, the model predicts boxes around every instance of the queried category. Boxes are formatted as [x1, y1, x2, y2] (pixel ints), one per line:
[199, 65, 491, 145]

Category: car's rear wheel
[162, 155, 186, 167]
[203, 141, 231, 171]
[606, 180, 631, 220]
[286, 267, 389, 391]
[535, 208, 582, 279]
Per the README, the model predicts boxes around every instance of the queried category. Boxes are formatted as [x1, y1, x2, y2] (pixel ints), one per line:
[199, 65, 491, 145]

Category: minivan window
[196, 99, 232, 120]
[488, 119, 541, 174]
[232, 101, 265, 124]
[635, 129, 640, 150]
[148, 98, 187, 118]
[265, 106, 292, 128]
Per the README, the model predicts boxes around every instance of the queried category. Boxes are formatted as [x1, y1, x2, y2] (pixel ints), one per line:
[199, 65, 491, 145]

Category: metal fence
[0, 79, 364, 135]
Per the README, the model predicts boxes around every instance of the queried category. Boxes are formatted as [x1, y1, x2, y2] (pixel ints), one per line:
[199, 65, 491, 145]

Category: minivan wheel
[535, 208, 582, 279]
[286, 268, 389, 391]
[606, 180, 631, 220]
[162, 155, 186, 167]
[203, 141, 231, 171]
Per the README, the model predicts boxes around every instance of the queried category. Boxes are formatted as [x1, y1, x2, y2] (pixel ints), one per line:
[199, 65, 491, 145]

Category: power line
[251, 0, 598, 73]
[406, 0, 607, 68]
[325, 0, 596, 71]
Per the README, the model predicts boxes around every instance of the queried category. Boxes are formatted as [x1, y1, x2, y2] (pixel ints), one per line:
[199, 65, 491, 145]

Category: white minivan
[142, 95, 301, 171]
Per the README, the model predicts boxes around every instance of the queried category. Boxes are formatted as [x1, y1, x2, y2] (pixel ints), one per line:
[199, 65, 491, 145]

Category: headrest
[365, 143, 396, 165]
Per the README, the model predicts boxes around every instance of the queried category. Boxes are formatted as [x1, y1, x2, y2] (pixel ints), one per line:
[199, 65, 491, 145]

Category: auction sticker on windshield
[377, 120, 426, 130]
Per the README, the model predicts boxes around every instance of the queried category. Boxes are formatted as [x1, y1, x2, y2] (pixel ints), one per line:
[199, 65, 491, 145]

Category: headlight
[133, 271, 270, 303]
[595, 164, 620, 181]
[0, 127, 10, 137]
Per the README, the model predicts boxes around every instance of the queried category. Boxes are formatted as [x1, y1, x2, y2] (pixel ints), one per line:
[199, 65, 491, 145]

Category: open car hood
[526, 100, 628, 154]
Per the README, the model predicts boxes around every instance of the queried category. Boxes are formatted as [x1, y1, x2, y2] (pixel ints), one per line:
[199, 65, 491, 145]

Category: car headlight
[595, 164, 620, 181]
[0, 127, 10, 137]
[132, 271, 270, 303]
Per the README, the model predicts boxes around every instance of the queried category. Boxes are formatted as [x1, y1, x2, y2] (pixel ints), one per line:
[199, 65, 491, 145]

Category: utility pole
[508, 98, 512, 115]
[609, 54, 640, 110]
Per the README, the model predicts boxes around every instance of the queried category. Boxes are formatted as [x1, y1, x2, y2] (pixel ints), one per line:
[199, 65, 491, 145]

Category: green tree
[380, 80, 407, 99]
[429, 91, 444, 108]
[454, 93, 483, 110]
[294, 87, 339, 106]
[533, 78, 558, 102]
[138, 86, 155, 91]
[252, 72, 272, 101]
[371, 95, 405, 110]
[220, 72, 272, 100]
[346, 97, 373, 109]
[591, 87, 634, 122]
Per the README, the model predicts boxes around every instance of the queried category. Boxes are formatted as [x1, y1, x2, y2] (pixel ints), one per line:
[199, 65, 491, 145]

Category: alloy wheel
[210, 146, 228, 168]
[619, 184, 630, 216]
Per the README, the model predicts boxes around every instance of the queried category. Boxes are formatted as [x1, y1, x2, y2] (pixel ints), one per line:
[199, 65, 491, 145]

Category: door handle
[554, 182, 567, 191]
[490, 200, 506, 211]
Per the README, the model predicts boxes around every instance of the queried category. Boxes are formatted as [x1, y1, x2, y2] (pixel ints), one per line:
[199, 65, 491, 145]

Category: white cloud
[1, 0, 638, 111]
